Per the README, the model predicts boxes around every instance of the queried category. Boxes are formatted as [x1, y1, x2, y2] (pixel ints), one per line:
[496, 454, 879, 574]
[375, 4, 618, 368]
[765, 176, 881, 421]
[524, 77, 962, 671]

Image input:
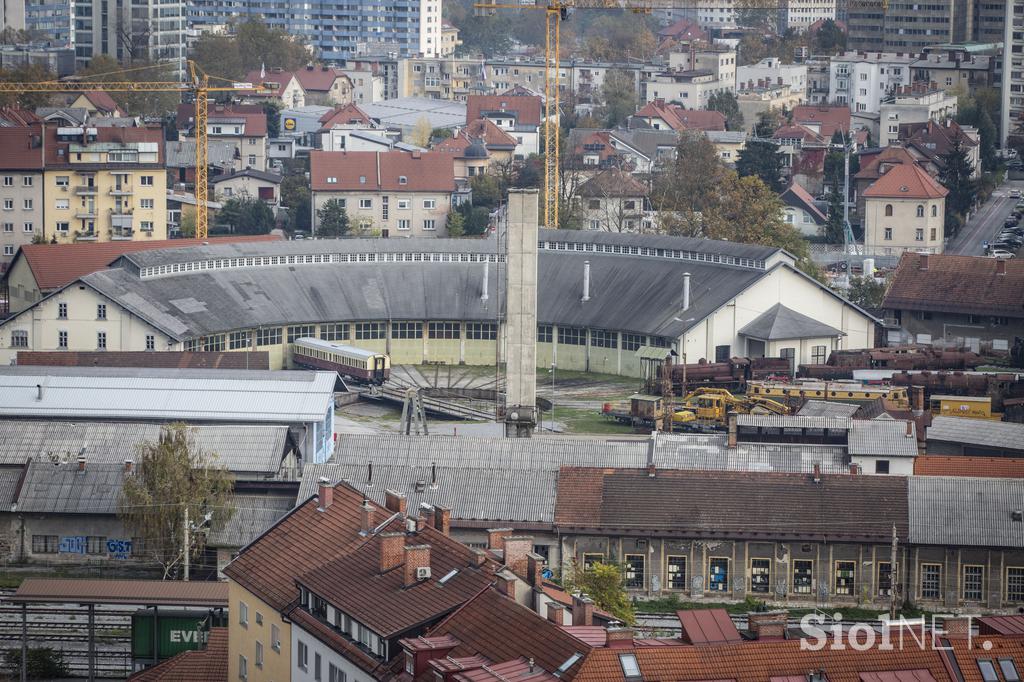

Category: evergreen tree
[938, 137, 976, 218]
[316, 199, 350, 237]
[214, 196, 275, 234]
[707, 91, 744, 131]
[736, 139, 786, 193]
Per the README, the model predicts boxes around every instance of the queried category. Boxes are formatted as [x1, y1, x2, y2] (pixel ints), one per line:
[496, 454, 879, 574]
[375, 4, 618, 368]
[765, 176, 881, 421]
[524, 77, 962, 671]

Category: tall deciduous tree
[564, 561, 635, 625]
[73, 55, 179, 117]
[192, 18, 310, 81]
[598, 70, 637, 128]
[736, 139, 786, 193]
[409, 116, 434, 148]
[651, 132, 728, 237]
[119, 424, 234, 579]
[707, 91, 744, 131]
[0, 62, 56, 109]
[316, 199, 350, 237]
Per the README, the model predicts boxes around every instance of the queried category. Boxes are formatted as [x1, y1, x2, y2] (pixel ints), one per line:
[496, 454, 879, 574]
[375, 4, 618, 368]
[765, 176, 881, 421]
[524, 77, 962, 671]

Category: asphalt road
[945, 180, 1024, 256]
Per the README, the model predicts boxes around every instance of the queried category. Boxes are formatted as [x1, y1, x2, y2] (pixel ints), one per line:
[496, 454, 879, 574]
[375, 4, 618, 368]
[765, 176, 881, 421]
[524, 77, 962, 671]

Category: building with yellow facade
[43, 125, 168, 243]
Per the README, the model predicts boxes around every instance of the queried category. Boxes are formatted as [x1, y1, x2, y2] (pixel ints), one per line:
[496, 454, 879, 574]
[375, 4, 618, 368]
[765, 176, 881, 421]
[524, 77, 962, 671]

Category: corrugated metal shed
[925, 416, 1024, 450]
[848, 420, 918, 457]
[735, 414, 851, 430]
[207, 494, 297, 548]
[797, 400, 861, 418]
[0, 421, 291, 475]
[909, 476, 1024, 548]
[17, 460, 127, 514]
[0, 367, 335, 423]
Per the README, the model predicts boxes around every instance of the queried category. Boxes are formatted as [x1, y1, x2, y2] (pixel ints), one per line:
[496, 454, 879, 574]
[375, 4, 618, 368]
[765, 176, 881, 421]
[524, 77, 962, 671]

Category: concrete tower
[503, 189, 539, 438]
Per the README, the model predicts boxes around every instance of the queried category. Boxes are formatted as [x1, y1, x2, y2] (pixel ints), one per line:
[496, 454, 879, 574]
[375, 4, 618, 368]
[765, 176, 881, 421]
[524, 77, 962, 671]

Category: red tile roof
[0, 125, 44, 170]
[657, 17, 708, 42]
[467, 95, 543, 127]
[571, 637, 953, 682]
[81, 91, 121, 114]
[222, 483, 386, 612]
[8, 235, 281, 292]
[634, 100, 725, 132]
[454, 657, 560, 681]
[0, 108, 42, 126]
[554, 468, 908, 542]
[780, 182, 827, 223]
[465, 118, 518, 148]
[293, 66, 350, 92]
[944, 635, 1024, 682]
[791, 105, 851, 138]
[319, 104, 373, 127]
[862, 162, 948, 199]
[310, 150, 455, 192]
[127, 627, 228, 681]
[175, 104, 268, 137]
[44, 125, 165, 167]
[577, 169, 648, 198]
[296, 522, 500, 638]
[883, 253, 1024, 316]
[243, 69, 296, 98]
[914, 455, 1024, 477]
[424, 586, 591, 681]
[16, 350, 271, 370]
[856, 147, 918, 181]
[773, 124, 825, 144]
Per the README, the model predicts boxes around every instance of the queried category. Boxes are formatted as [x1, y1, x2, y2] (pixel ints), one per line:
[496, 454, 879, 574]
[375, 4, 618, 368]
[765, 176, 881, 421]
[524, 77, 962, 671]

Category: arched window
[916, 205, 925, 218]
[931, 204, 938, 217]
[885, 204, 893, 217]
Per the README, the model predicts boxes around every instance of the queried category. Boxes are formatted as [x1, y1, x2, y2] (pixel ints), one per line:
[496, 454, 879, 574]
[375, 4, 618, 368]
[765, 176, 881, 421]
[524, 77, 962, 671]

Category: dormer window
[619, 653, 641, 679]
[399, 176, 408, 185]
[359, 175, 367, 184]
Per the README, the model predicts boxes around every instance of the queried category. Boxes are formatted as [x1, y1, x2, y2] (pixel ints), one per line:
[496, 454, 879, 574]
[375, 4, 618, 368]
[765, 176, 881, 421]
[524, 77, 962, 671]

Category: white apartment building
[780, 0, 836, 31]
[737, 58, 808, 98]
[667, 47, 737, 89]
[829, 51, 916, 114]
[878, 87, 958, 147]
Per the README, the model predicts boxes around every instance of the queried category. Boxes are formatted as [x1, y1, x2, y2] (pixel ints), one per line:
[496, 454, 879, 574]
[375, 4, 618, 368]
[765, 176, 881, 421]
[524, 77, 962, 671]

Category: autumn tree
[73, 55, 179, 117]
[192, 18, 310, 81]
[651, 132, 730, 237]
[0, 63, 56, 109]
[598, 70, 637, 128]
[119, 424, 234, 579]
[707, 91, 744, 131]
[843, 275, 887, 309]
[178, 207, 197, 238]
[564, 561, 635, 625]
[409, 116, 434, 148]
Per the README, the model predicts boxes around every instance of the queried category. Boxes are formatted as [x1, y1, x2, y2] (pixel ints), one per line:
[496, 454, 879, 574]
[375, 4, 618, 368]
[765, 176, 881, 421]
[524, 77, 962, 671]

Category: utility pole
[183, 506, 190, 582]
[843, 128, 852, 283]
[889, 522, 898, 620]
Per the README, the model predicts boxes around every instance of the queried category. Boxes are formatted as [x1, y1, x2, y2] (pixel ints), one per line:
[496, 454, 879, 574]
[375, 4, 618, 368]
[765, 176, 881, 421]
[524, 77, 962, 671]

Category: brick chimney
[503, 536, 533, 577]
[124, 460, 133, 474]
[748, 611, 788, 639]
[317, 477, 333, 511]
[434, 506, 451, 536]
[403, 545, 431, 587]
[385, 489, 408, 515]
[849, 463, 859, 475]
[728, 414, 738, 448]
[495, 572, 517, 599]
[607, 626, 635, 648]
[77, 456, 86, 472]
[997, 258, 1007, 275]
[571, 594, 595, 626]
[471, 549, 488, 567]
[546, 602, 565, 624]
[526, 552, 544, 587]
[919, 253, 929, 270]
[941, 616, 971, 639]
[487, 528, 513, 551]
[912, 386, 925, 416]
[379, 532, 405, 572]
[360, 499, 375, 535]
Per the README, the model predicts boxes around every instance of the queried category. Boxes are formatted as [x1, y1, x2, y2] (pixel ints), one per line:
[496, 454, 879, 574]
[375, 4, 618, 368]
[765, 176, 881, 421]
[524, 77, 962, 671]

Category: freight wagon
[131, 608, 227, 672]
[292, 337, 390, 384]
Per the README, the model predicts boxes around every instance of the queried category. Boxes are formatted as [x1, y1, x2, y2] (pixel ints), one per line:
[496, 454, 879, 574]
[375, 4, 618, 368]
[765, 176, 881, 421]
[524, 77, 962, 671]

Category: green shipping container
[131, 610, 209, 661]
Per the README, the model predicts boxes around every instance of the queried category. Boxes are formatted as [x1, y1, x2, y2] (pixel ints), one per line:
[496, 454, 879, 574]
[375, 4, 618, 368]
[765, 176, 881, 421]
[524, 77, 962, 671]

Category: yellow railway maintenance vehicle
[928, 394, 1003, 421]
[747, 380, 910, 408]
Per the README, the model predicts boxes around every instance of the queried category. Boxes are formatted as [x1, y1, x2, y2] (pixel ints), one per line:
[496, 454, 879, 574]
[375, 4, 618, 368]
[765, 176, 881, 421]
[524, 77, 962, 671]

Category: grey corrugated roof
[17, 460, 126, 514]
[0, 421, 290, 476]
[84, 250, 767, 341]
[848, 419, 918, 457]
[0, 367, 335, 423]
[612, 129, 683, 160]
[926, 416, 1024, 450]
[0, 467, 23, 509]
[797, 400, 861, 418]
[207, 493, 297, 548]
[738, 303, 844, 340]
[164, 139, 236, 168]
[655, 434, 849, 473]
[909, 476, 1024, 548]
[735, 414, 851, 430]
[211, 168, 283, 184]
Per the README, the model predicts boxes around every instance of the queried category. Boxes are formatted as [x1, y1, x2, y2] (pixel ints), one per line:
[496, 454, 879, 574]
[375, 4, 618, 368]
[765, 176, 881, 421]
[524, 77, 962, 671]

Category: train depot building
[0, 229, 877, 376]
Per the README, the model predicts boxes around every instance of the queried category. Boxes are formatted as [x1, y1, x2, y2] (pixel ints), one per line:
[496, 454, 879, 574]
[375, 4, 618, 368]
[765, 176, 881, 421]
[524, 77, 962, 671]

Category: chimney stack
[748, 611, 788, 639]
[502, 536, 533, 577]
[35, 384, 43, 401]
[912, 386, 925, 416]
[919, 253, 929, 270]
[124, 460, 133, 474]
[997, 258, 1007, 275]
[385, 489, 408, 516]
[495, 572, 517, 599]
[682, 272, 691, 312]
[941, 616, 971, 639]
[546, 602, 565, 624]
[905, 421, 914, 438]
[571, 594, 595, 626]
[646, 432, 657, 477]
[317, 477, 333, 511]
[434, 506, 451, 536]
[606, 627, 635, 648]
[582, 261, 591, 302]
[403, 545, 431, 587]
[526, 552, 544, 587]
[77, 456, 86, 472]
[727, 414, 738, 448]
[481, 260, 489, 301]
[849, 463, 859, 475]
[360, 499, 375, 534]
[812, 463, 821, 483]
[379, 532, 405, 572]
[487, 528, 513, 551]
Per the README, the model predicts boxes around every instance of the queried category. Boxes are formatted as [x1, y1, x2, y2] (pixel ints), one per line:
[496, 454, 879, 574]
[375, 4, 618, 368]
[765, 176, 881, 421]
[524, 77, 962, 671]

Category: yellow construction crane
[0, 60, 268, 239]
[473, 0, 834, 228]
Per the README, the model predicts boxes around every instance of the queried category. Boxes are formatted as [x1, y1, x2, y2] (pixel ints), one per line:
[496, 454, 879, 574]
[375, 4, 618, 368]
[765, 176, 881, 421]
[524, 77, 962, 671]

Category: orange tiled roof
[914, 455, 1024, 478]
[862, 162, 948, 199]
[128, 627, 228, 681]
[884, 252, 1024, 316]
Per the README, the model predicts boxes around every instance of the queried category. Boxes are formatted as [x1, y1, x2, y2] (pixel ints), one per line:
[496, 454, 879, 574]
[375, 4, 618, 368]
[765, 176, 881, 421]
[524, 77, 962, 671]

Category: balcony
[111, 228, 134, 241]
[75, 209, 97, 219]
[75, 231, 98, 241]
[75, 185, 98, 196]
[109, 186, 133, 196]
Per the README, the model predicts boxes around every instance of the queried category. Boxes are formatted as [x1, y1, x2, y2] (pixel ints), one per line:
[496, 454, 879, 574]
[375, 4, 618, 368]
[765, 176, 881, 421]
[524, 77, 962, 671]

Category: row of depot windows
[538, 326, 669, 349]
[581, 552, 1024, 602]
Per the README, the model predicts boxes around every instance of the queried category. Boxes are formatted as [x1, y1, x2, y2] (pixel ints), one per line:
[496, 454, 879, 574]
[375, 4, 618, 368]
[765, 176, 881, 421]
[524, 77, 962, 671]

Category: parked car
[989, 249, 1016, 258]
[1010, 189, 1022, 198]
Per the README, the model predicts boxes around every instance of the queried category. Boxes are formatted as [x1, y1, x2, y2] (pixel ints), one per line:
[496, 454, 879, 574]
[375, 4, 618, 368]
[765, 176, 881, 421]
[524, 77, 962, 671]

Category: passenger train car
[291, 337, 390, 384]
